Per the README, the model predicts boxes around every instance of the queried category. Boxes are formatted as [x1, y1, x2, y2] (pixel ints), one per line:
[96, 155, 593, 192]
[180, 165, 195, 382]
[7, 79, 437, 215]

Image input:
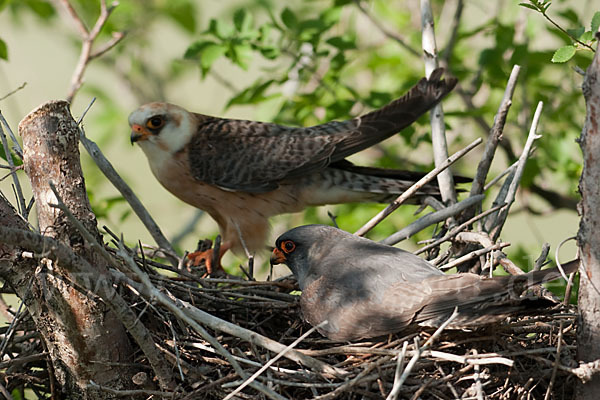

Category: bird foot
[186, 249, 225, 276]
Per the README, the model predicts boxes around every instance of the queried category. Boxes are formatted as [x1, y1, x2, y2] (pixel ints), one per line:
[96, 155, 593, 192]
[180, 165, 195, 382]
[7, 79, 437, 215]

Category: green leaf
[233, 9, 253, 33]
[326, 35, 356, 51]
[259, 24, 271, 42]
[542, 1, 551, 12]
[226, 79, 276, 108]
[259, 45, 279, 59]
[23, 0, 56, 19]
[329, 52, 346, 70]
[184, 40, 207, 59]
[0, 0, 8, 12]
[281, 7, 297, 29]
[0, 143, 23, 166]
[591, 11, 600, 33]
[231, 44, 253, 69]
[559, 9, 580, 24]
[580, 31, 594, 42]
[551, 45, 576, 63]
[209, 19, 234, 39]
[0, 38, 7, 61]
[320, 7, 342, 27]
[184, 41, 227, 74]
[200, 43, 227, 72]
[165, 0, 196, 33]
[519, 3, 539, 11]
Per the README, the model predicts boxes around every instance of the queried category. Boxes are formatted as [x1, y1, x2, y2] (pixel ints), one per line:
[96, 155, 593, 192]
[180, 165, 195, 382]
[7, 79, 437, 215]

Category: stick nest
[3, 249, 580, 400]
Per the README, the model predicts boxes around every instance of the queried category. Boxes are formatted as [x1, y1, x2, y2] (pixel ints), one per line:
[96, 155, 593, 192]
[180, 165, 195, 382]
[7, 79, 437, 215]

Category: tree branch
[353, 0, 420, 57]
[486, 101, 543, 240]
[60, 0, 125, 103]
[355, 138, 481, 237]
[421, 0, 456, 205]
[17, 99, 136, 395]
[576, 31, 600, 398]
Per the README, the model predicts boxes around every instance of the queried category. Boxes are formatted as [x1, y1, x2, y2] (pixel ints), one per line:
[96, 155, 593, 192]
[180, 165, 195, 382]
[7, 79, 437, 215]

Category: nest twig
[0, 254, 584, 399]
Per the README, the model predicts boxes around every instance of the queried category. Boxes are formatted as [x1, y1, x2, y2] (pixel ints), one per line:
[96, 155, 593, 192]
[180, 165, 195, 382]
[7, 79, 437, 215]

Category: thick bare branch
[576, 32, 600, 399]
[18, 100, 135, 396]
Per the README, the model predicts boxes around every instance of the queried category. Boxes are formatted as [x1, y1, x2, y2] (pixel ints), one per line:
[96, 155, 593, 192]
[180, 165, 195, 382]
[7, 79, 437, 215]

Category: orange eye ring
[146, 116, 165, 130]
[281, 240, 296, 254]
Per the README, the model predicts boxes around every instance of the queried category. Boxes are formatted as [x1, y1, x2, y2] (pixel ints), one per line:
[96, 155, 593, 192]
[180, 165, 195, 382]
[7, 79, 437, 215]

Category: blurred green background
[0, 0, 594, 279]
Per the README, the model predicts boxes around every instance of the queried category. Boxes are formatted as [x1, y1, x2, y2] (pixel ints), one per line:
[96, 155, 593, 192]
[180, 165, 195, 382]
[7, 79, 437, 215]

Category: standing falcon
[271, 225, 578, 341]
[129, 69, 456, 272]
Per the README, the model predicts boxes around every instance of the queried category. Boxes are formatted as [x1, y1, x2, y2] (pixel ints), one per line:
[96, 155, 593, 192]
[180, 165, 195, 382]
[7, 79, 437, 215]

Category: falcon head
[128, 102, 195, 157]
[271, 224, 343, 288]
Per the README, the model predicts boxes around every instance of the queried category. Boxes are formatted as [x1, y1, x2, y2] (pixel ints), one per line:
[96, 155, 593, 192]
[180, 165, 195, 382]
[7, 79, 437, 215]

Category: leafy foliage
[520, 1, 598, 63]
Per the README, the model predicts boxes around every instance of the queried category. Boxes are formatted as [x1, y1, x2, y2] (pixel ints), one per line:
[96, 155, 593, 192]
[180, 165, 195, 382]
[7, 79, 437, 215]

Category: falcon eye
[146, 116, 165, 130]
[281, 240, 296, 254]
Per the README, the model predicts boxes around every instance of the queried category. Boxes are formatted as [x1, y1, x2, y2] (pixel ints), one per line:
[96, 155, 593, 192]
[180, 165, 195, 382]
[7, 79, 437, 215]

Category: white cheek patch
[162, 114, 193, 153]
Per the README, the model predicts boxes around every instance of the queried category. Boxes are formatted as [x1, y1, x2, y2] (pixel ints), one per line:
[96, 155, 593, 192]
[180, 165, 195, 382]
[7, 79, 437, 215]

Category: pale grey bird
[271, 224, 578, 341]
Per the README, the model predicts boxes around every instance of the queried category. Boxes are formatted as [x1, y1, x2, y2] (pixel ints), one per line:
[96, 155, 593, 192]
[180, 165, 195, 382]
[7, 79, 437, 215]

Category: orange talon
[187, 241, 231, 275]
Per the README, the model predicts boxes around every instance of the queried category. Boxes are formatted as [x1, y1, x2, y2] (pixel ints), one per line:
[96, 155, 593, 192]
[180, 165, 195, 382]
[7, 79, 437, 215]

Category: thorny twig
[441, 0, 464, 65]
[112, 255, 288, 400]
[414, 203, 507, 255]
[224, 322, 326, 400]
[438, 242, 510, 270]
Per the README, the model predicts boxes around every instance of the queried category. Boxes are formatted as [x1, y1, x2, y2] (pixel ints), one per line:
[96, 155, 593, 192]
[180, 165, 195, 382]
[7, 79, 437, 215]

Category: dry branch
[78, 123, 178, 264]
[16, 100, 137, 396]
[486, 101, 543, 240]
[469, 65, 521, 199]
[355, 137, 481, 236]
[421, 0, 456, 205]
[0, 117, 26, 217]
[60, 0, 125, 102]
[382, 194, 484, 246]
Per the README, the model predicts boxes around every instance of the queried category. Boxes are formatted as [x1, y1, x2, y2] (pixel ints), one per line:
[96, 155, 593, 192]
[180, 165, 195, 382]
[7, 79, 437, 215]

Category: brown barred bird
[128, 69, 457, 273]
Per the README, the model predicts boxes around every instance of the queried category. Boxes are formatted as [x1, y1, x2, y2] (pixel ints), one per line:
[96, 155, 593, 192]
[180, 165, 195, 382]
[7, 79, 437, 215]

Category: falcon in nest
[271, 225, 578, 341]
[129, 69, 457, 272]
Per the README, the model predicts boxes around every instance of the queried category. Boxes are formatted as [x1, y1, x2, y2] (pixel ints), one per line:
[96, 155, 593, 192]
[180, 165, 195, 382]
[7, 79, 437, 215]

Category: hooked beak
[130, 124, 150, 144]
[270, 247, 287, 265]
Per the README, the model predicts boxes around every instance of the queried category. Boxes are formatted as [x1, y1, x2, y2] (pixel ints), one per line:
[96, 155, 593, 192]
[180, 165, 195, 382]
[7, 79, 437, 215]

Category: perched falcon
[129, 69, 457, 272]
[271, 225, 578, 341]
